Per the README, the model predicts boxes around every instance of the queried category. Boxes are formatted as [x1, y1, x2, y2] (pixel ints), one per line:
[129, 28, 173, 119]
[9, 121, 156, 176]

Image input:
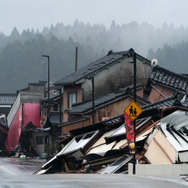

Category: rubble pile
[36, 105, 188, 174]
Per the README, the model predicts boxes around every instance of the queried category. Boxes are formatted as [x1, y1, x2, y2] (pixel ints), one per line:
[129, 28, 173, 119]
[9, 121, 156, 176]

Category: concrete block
[181, 164, 188, 174]
[128, 163, 133, 174]
[163, 165, 173, 176]
[145, 164, 163, 176]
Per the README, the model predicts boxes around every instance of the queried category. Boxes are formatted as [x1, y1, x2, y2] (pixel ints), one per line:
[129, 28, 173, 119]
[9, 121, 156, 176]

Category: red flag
[124, 112, 135, 154]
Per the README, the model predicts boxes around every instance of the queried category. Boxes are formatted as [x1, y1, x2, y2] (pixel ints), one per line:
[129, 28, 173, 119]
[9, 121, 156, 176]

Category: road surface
[0, 157, 187, 188]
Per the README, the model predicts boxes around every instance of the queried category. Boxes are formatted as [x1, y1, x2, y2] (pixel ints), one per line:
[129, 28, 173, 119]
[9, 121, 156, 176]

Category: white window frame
[68, 92, 76, 108]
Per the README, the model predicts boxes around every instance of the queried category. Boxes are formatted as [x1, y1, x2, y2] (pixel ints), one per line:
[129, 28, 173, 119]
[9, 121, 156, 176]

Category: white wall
[128, 163, 188, 176]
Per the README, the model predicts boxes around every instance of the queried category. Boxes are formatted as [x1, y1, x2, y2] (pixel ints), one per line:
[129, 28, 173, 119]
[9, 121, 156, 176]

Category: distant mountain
[0, 21, 188, 93]
[147, 41, 188, 74]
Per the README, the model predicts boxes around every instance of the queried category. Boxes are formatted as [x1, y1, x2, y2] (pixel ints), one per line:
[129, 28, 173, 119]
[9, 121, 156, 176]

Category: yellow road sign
[124, 101, 143, 120]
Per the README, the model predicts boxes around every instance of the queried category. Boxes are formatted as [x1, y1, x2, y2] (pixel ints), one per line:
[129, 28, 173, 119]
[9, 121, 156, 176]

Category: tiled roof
[142, 93, 188, 111]
[142, 96, 175, 111]
[69, 113, 124, 135]
[0, 94, 17, 105]
[67, 85, 145, 114]
[55, 50, 150, 86]
[149, 66, 188, 92]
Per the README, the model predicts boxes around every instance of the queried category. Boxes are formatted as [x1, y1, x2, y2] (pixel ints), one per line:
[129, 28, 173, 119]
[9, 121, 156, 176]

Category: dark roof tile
[55, 50, 150, 86]
[54, 52, 124, 85]
[150, 66, 188, 92]
[182, 81, 187, 90]
[0, 94, 17, 105]
[67, 85, 143, 114]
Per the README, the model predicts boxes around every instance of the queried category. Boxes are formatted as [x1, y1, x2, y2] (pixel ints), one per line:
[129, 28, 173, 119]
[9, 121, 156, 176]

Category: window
[68, 92, 76, 108]
[59, 131, 99, 156]
[54, 103, 58, 111]
[36, 136, 43, 145]
[45, 136, 49, 144]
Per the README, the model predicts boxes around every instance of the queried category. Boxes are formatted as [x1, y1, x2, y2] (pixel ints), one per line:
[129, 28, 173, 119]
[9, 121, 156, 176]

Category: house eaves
[66, 85, 146, 115]
[67, 95, 130, 115]
[54, 50, 151, 86]
[142, 95, 175, 111]
[69, 114, 124, 136]
[0, 94, 17, 105]
[140, 92, 188, 118]
[149, 66, 188, 93]
[41, 92, 63, 103]
[69, 94, 147, 116]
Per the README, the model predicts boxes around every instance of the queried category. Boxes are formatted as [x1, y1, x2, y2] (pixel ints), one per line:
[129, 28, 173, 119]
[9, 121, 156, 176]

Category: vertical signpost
[124, 101, 143, 174]
[124, 49, 143, 174]
[133, 50, 136, 175]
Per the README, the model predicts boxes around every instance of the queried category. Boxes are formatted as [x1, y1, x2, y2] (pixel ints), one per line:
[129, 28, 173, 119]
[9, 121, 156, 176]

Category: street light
[42, 55, 50, 117]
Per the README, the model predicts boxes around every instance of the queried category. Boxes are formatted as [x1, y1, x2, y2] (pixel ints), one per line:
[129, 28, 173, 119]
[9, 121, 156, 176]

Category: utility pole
[42, 55, 50, 117]
[133, 49, 137, 174]
[91, 76, 95, 125]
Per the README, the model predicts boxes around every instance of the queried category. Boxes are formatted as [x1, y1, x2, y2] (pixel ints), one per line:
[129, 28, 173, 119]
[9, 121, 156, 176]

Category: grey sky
[1, 0, 188, 35]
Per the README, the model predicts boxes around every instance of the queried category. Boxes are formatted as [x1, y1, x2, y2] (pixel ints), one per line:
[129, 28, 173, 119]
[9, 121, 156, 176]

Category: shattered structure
[36, 65, 188, 175]
[0, 50, 187, 176]
[36, 106, 188, 174]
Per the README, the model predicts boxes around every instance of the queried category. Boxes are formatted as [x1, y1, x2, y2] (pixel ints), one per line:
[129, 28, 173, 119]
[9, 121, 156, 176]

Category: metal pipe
[92, 76, 95, 125]
[75, 47, 78, 72]
[59, 88, 62, 124]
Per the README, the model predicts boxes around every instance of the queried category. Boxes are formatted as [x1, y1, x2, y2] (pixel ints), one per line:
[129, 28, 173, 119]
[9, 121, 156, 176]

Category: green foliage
[0, 30, 101, 93]
[147, 40, 188, 74]
[1, 21, 188, 92]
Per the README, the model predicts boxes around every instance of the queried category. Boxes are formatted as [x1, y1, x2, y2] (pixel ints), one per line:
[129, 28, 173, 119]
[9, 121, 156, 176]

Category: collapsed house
[2, 82, 61, 158]
[0, 94, 17, 152]
[35, 64, 188, 174]
[35, 94, 188, 174]
[4, 91, 44, 156]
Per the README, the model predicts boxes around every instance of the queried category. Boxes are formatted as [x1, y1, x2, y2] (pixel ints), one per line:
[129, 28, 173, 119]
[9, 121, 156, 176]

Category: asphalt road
[0, 157, 187, 188]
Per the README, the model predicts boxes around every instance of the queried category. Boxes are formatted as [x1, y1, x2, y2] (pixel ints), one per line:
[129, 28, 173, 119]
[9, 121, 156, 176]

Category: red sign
[124, 112, 135, 154]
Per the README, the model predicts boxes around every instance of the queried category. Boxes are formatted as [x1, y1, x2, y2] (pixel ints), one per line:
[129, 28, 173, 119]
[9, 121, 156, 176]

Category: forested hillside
[147, 41, 188, 73]
[0, 21, 188, 93]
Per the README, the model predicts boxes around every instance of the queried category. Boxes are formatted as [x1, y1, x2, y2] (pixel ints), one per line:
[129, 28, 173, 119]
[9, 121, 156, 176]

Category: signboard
[124, 112, 135, 154]
[124, 101, 143, 121]
[124, 101, 143, 155]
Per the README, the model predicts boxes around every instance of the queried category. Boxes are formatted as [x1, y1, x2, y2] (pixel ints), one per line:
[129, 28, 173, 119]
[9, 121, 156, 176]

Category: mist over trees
[147, 41, 188, 73]
[0, 20, 188, 93]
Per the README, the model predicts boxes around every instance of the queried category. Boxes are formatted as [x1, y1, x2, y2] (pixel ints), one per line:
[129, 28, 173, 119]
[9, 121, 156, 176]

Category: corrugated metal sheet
[145, 130, 177, 164]
[98, 155, 132, 174]
[7, 93, 21, 127]
[160, 110, 188, 151]
[4, 105, 22, 151]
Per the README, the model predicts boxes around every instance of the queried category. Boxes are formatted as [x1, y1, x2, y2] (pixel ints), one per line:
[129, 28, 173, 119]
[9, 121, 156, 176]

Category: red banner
[124, 112, 135, 154]
[23, 103, 41, 128]
[4, 105, 22, 152]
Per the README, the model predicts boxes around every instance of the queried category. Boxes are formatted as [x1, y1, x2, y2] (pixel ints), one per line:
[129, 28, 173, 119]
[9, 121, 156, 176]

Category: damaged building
[36, 103, 188, 174]
[0, 48, 187, 177]
[35, 63, 188, 175]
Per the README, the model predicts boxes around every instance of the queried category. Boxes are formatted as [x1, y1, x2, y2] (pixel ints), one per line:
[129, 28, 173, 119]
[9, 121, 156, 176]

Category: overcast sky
[1, 0, 188, 35]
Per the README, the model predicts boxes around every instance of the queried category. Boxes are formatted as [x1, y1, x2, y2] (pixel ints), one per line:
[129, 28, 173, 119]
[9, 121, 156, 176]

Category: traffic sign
[124, 101, 143, 120]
